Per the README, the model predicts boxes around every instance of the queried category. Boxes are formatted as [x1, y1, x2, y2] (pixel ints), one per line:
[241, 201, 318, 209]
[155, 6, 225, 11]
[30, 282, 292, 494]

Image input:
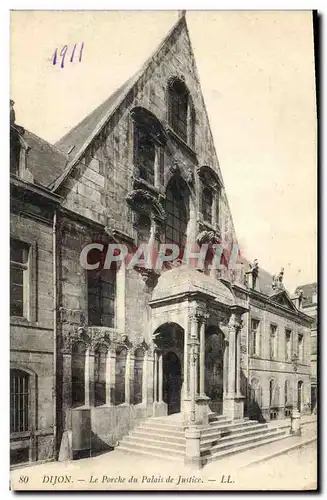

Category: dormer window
[168, 78, 195, 148]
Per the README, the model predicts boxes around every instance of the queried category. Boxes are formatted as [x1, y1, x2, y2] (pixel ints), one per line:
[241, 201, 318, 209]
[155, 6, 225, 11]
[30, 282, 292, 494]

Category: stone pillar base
[290, 408, 302, 436]
[183, 395, 210, 426]
[152, 401, 167, 417]
[223, 394, 244, 420]
[184, 427, 202, 469]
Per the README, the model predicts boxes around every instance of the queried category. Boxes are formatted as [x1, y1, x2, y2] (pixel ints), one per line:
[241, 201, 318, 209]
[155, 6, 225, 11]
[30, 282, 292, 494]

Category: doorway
[163, 351, 181, 414]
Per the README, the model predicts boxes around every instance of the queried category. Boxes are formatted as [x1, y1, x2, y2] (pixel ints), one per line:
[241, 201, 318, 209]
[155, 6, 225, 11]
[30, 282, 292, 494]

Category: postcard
[9, 9, 317, 491]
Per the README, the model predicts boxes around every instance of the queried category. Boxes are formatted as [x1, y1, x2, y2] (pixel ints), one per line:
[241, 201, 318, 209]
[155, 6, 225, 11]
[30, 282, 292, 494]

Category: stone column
[125, 350, 133, 404]
[189, 336, 199, 425]
[223, 339, 229, 395]
[183, 334, 189, 398]
[153, 351, 158, 403]
[142, 351, 148, 405]
[106, 348, 116, 406]
[190, 318, 199, 396]
[85, 347, 95, 407]
[227, 321, 236, 395]
[199, 320, 206, 396]
[236, 327, 241, 394]
[158, 352, 163, 402]
[223, 313, 244, 420]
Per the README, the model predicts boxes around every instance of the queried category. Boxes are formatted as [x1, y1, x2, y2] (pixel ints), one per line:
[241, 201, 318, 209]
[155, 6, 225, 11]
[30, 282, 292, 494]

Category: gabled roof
[23, 129, 68, 187]
[50, 13, 188, 192]
[55, 77, 134, 157]
[269, 289, 298, 312]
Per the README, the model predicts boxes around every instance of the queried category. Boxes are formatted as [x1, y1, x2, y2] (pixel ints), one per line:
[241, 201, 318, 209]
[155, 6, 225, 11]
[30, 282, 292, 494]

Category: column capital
[228, 313, 243, 333]
[190, 309, 209, 325]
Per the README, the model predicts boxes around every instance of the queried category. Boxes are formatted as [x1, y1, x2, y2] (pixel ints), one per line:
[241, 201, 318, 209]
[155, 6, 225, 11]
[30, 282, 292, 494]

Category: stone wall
[10, 209, 55, 463]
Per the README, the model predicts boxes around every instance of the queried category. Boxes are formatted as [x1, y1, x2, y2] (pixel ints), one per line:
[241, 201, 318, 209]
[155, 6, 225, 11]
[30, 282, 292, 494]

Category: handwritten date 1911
[52, 42, 84, 68]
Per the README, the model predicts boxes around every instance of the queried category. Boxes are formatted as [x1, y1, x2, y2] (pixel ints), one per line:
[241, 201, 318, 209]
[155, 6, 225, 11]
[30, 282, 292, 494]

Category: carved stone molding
[196, 229, 221, 246]
[134, 265, 160, 289]
[197, 165, 221, 190]
[228, 314, 243, 333]
[62, 326, 91, 353]
[126, 189, 166, 225]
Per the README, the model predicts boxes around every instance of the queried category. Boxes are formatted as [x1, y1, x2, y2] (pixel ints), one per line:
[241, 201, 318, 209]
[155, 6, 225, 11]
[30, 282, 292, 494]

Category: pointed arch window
[168, 78, 195, 147]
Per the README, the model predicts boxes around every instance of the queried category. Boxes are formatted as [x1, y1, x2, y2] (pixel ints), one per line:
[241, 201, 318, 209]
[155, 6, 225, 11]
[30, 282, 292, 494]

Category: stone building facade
[10, 13, 313, 466]
[294, 283, 318, 413]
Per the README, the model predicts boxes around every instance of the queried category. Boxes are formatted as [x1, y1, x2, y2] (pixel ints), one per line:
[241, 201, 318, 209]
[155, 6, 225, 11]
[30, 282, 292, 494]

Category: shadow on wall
[240, 369, 267, 423]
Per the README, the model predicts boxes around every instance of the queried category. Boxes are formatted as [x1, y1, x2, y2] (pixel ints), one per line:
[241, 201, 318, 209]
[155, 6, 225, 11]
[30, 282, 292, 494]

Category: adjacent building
[10, 13, 314, 466]
[294, 283, 318, 413]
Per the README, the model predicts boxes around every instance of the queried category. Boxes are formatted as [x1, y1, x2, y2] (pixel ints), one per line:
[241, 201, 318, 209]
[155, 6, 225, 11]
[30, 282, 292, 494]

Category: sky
[10, 10, 317, 293]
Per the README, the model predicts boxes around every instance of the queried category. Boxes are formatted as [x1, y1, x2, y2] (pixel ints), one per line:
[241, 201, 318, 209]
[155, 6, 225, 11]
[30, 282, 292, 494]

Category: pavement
[10, 417, 317, 491]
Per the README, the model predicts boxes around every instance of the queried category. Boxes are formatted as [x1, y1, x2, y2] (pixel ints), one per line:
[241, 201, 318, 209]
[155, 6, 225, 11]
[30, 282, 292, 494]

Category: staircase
[117, 413, 289, 464]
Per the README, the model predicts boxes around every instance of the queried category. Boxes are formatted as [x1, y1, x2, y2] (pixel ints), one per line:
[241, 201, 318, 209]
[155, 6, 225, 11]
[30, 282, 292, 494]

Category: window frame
[250, 318, 260, 357]
[10, 236, 37, 323]
[10, 364, 36, 439]
[87, 268, 117, 328]
[269, 324, 278, 360]
[285, 328, 292, 361]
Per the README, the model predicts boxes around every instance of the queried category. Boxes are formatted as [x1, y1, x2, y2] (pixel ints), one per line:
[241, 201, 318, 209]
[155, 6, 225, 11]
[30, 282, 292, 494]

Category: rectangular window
[10, 370, 29, 433]
[285, 329, 292, 361]
[10, 239, 30, 318]
[250, 319, 260, 356]
[298, 333, 304, 362]
[269, 324, 277, 359]
[88, 269, 116, 327]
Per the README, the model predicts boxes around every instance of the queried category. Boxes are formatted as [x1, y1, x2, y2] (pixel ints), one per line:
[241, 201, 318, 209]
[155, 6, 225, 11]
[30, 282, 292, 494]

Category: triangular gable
[50, 14, 189, 192]
[269, 290, 298, 312]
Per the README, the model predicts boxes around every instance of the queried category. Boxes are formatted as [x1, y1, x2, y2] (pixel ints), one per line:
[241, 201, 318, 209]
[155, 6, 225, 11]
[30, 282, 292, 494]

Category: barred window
[88, 269, 116, 327]
[10, 239, 30, 318]
[10, 369, 29, 433]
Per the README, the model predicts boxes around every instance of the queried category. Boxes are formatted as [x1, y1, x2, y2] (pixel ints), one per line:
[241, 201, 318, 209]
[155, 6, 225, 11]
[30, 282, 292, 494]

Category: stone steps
[117, 413, 289, 465]
[203, 431, 289, 463]
[201, 422, 268, 448]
